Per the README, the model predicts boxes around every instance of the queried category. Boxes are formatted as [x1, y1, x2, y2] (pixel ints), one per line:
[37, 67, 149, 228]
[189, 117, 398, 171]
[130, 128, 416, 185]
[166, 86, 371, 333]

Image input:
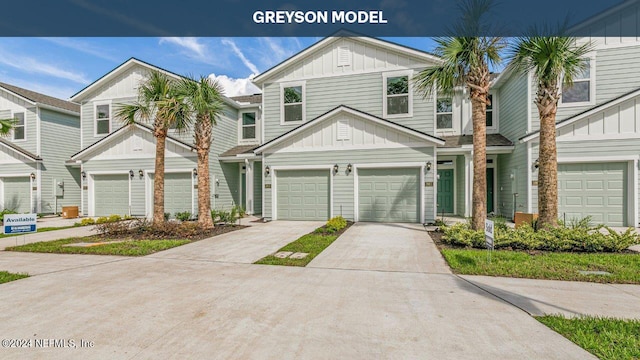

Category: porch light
[426, 161, 432, 171]
[534, 159, 539, 169]
[346, 164, 353, 174]
[265, 166, 270, 175]
[192, 168, 197, 176]
[215, 179, 220, 186]
[30, 172, 36, 180]
[81, 171, 86, 179]
[138, 169, 144, 177]
[129, 170, 134, 178]
[333, 164, 339, 174]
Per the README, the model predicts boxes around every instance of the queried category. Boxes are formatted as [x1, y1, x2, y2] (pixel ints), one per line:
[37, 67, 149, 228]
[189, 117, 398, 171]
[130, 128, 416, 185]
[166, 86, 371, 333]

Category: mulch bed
[94, 220, 248, 241]
[314, 221, 354, 237]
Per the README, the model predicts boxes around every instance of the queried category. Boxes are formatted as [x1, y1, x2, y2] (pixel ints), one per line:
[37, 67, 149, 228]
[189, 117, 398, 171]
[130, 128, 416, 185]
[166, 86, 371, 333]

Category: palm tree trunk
[153, 131, 167, 223]
[471, 97, 487, 231]
[195, 117, 214, 229]
[537, 102, 559, 228]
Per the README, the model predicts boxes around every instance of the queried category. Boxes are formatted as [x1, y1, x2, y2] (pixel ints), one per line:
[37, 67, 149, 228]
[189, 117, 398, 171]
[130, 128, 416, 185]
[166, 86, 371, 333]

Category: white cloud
[0, 51, 89, 84]
[0, 74, 77, 100]
[221, 38, 260, 75]
[209, 73, 260, 98]
[159, 37, 206, 58]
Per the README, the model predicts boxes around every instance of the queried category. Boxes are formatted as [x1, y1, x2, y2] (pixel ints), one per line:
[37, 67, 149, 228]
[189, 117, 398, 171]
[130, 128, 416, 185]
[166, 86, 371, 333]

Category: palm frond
[0, 118, 15, 136]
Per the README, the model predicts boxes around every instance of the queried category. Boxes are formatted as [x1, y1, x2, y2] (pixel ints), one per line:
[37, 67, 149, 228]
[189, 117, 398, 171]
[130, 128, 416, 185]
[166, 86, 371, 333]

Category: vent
[337, 46, 351, 67]
[337, 119, 350, 140]
[132, 134, 143, 151]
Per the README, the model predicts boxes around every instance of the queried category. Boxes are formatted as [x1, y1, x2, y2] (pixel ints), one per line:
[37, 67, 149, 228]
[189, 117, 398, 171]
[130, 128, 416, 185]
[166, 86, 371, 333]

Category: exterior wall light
[81, 171, 86, 179]
[138, 169, 144, 177]
[129, 170, 134, 178]
[265, 166, 270, 175]
[192, 168, 197, 176]
[346, 164, 353, 174]
[215, 179, 220, 186]
[333, 164, 339, 174]
[30, 172, 36, 180]
[426, 161, 432, 171]
[534, 159, 539, 169]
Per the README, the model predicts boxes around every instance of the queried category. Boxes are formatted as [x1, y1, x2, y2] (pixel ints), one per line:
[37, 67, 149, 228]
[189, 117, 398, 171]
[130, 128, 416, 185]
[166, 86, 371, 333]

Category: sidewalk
[0, 226, 95, 250]
[462, 275, 640, 320]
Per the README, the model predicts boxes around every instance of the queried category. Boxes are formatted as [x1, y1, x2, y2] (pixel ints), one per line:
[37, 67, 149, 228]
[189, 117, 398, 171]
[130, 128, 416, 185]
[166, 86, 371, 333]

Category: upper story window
[383, 72, 412, 117]
[241, 112, 257, 140]
[485, 94, 494, 128]
[282, 83, 304, 124]
[95, 103, 111, 136]
[12, 112, 25, 141]
[561, 58, 594, 106]
[436, 98, 453, 129]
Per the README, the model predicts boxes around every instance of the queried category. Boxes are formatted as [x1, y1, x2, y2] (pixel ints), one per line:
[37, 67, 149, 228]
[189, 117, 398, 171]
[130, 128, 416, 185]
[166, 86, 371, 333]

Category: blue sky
[0, 37, 439, 100]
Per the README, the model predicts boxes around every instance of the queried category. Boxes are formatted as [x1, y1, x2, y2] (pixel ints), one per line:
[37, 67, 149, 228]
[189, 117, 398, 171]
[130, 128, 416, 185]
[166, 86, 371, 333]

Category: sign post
[484, 219, 494, 263]
[3, 214, 37, 246]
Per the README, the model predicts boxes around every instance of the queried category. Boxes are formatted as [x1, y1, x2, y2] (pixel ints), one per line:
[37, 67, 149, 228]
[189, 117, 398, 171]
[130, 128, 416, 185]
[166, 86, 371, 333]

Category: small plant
[107, 214, 122, 223]
[95, 216, 109, 224]
[164, 212, 170, 221]
[325, 216, 347, 233]
[434, 219, 446, 227]
[175, 211, 192, 222]
[75, 217, 96, 227]
[0, 209, 17, 222]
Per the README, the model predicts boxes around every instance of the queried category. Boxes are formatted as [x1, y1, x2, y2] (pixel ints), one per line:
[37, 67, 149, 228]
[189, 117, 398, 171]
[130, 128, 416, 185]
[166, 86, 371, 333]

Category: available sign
[3, 214, 37, 234]
[484, 219, 494, 249]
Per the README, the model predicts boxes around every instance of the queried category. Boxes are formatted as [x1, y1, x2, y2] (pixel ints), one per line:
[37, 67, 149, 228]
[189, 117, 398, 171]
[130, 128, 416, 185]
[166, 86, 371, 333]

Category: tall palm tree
[507, 36, 592, 228]
[0, 118, 14, 136]
[115, 70, 185, 223]
[414, 0, 504, 230]
[175, 75, 225, 229]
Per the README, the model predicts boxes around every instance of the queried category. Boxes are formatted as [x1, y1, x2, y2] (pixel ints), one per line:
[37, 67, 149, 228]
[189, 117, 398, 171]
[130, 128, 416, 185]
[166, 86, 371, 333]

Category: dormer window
[383, 71, 413, 117]
[12, 112, 25, 140]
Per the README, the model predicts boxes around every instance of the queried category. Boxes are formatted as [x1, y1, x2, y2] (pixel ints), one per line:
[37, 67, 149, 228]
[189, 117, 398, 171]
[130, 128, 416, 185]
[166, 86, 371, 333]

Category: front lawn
[0, 225, 76, 239]
[5, 237, 190, 256]
[538, 315, 640, 360]
[441, 248, 640, 284]
[0, 271, 29, 284]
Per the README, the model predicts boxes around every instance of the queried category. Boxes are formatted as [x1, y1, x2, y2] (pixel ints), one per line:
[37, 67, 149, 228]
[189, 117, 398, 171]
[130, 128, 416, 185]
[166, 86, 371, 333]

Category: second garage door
[2, 177, 31, 213]
[558, 162, 627, 226]
[151, 172, 193, 218]
[94, 174, 129, 216]
[276, 170, 330, 221]
[358, 168, 420, 223]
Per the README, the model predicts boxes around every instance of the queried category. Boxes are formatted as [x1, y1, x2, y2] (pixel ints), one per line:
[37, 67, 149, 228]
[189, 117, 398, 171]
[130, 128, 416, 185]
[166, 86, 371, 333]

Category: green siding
[263, 147, 435, 222]
[359, 168, 420, 222]
[276, 170, 330, 220]
[211, 107, 241, 211]
[497, 145, 528, 219]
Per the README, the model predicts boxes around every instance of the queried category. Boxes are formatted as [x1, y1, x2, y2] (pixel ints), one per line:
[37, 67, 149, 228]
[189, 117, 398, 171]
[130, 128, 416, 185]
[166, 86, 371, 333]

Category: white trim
[93, 100, 112, 137]
[252, 34, 443, 85]
[36, 162, 41, 213]
[633, 159, 639, 227]
[527, 71, 532, 133]
[238, 110, 259, 144]
[239, 163, 245, 210]
[464, 153, 472, 217]
[557, 133, 640, 142]
[10, 110, 26, 142]
[37, 103, 79, 117]
[558, 54, 596, 108]
[270, 165, 333, 221]
[36, 106, 41, 155]
[436, 157, 456, 215]
[255, 105, 445, 153]
[432, 151, 437, 222]
[87, 170, 131, 217]
[486, 92, 499, 133]
[526, 142, 533, 213]
[271, 142, 434, 154]
[80, 162, 84, 216]
[557, 155, 640, 163]
[261, 83, 265, 147]
[436, 146, 515, 154]
[280, 81, 306, 125]
[382, 70, 413, 118]
[486, 155, 498, 216]
[80, 102, 84, 149]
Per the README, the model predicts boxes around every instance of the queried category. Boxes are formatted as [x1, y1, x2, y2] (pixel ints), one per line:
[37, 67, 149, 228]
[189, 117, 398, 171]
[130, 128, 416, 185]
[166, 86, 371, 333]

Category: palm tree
[507, 36, 592, 228]
[414, 0, 504, 230]
[114, 70, 186, 223]
[0, 118, 13, 136]
[175, 75, 225, 229]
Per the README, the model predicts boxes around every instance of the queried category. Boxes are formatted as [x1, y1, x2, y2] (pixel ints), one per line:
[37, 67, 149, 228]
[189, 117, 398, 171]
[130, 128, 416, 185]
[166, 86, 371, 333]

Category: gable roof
[0, 137, 42, 161]
[442, 134, 513, 148]
[0, 82, 79, 114]
[252, 30, 443, 85]
[231, 94, 262, 104]
[253, 105, 445, 154]
[70, 122, 195, 160]
[520, 86, 640, 142]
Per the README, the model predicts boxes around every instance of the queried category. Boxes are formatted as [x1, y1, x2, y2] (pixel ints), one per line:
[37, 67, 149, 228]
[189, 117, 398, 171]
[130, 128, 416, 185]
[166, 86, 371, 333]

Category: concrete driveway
[308, 222, 451, 273]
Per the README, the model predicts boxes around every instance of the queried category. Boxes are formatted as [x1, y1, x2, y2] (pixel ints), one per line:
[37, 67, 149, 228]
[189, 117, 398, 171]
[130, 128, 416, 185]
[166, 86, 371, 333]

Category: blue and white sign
[3, 214, 37, 234]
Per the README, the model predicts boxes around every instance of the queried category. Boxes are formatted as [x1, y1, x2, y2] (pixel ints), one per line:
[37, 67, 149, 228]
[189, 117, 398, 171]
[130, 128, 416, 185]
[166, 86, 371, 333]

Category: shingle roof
[231, 94, 262, 104]
[220, 145, 258, 157]
[0, 137, 42, 161]
[441, 134, 513, 148]
[0, 82, 79, 113]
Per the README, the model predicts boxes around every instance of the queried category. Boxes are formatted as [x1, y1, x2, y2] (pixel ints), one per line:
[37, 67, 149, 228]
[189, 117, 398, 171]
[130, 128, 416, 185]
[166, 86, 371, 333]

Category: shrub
[325, 216, 347, 233]
[175, 211, 192, 222]
[211, 208, 238, 224]
[95, 216, 109, 224]
[107, 214, 122, 223]
[0, 209, 17, 222]
[76, 218, 96, 227]
[164, 212, 170, 221]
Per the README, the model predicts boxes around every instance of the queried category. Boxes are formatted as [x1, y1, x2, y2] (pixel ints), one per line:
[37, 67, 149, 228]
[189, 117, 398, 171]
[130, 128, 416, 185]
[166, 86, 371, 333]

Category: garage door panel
[151, 173, 193, 217]
[94, 175, 129, 216]
[277, 170, 330, 221]
[358, 168, 419, 223]
[558, 162, 626, 227]
[3, 177, 31, 213]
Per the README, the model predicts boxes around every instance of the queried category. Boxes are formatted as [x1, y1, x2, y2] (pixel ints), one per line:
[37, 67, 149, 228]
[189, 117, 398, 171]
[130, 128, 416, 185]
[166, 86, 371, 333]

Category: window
[385, 75, 410, 116]
[12, 112, 25, 140]
[486, 94, 493, 127]
[436, 98, 453, 129]
[562, 59, 592, 104]
[95, 104, 110, 135]
[241, 112, 256, 140]
[283, 85, 303, 123]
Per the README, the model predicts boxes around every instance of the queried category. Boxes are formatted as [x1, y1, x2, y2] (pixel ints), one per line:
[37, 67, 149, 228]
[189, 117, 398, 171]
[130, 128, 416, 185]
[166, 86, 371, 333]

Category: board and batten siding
[0, 89, 38, 154]
[39, 109, 81, 213]
[262, 147, 435, 222]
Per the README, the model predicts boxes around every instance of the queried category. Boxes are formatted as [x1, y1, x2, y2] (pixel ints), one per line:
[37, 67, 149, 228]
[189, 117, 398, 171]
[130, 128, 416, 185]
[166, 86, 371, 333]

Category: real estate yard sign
[3, 214, 37, 234]
[484, 219, 494, 250]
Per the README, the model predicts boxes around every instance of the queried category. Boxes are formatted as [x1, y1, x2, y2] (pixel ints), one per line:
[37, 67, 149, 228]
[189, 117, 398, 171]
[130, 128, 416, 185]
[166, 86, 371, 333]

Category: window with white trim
[436, 98, 453, 129]
[385, 75, 410, 116]
[485, 94, 494, 127]
[282, 85, 304, 123]
[95, 104, 110, 135]
[12, 112, 25, 140]
[561, 59, 593, 105]
[241, 112, 257, 140]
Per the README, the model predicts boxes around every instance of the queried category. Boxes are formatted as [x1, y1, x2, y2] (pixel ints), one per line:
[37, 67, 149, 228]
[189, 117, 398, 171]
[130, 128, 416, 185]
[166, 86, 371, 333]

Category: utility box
[514, 212, 538, 228]
[61, 206, 79, 219]
[54, 179, 64, 197]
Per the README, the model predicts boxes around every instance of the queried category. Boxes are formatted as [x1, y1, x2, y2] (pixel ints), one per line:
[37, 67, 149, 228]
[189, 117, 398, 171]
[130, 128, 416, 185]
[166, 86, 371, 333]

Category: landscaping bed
[537, 315, 640, 360]
[255, 216, 353, 267]
[0, 271, 29, 284]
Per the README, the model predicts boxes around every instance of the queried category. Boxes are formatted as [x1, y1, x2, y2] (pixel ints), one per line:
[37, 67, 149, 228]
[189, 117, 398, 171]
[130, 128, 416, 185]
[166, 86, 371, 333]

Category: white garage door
[358, 168, 420, 223]
[94, 174, 129, 216]
[558, 162, 627, 226]
[276, 170, 330, 221]
[2, 177, 31, 213]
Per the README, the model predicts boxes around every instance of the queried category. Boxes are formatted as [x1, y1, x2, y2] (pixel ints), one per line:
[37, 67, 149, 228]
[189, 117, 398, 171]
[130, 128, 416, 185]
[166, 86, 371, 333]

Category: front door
[437, 169, 454, 214]
[486, 168, 495, 213]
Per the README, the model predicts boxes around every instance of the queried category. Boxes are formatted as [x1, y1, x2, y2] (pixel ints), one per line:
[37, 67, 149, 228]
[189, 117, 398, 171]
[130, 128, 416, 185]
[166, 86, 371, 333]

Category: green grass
[0, 271, 29, 284]
[0, 225, 77, 239]
[254, 233, 338, 267]
[538, 315, 640, 360]
[5, 236, 190, 256]
[441, 248, 640, 284]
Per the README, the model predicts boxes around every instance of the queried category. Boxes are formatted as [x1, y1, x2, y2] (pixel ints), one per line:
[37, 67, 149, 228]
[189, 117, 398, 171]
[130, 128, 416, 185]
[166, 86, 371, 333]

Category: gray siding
[263, 71, 435, 142]
[263, 147, 435, 222]
[212, 106, 240, 211]
[498, 75, 528, 140]
[39, 109, 81, 213]
[497, 145, 528, 219]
